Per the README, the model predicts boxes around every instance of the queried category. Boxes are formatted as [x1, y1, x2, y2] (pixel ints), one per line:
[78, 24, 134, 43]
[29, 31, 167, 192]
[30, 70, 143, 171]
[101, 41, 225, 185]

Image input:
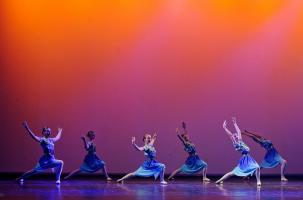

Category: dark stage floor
[0, 178, 303, 200]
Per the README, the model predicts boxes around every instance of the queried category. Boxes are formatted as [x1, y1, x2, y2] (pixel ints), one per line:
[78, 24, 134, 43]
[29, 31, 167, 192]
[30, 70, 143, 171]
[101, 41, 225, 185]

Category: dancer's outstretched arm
[181, 122, 188, 134]
[22, 121, 40, 142]
[223, 120, 236, 144]
[232, 117, 242, 141]
[242, 130, 263, 142]
[52, 128, 63, 142]
[81, 136, 89, 150]
[176, 128, 186, 146]
[242, 131, 253, 137]
[132, 137, 144, 151]
[244, 130, 263, 139]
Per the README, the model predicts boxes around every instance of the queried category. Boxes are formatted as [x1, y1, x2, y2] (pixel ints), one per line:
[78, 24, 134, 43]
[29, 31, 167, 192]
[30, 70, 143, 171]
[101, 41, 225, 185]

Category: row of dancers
[16, 118, 288, 186]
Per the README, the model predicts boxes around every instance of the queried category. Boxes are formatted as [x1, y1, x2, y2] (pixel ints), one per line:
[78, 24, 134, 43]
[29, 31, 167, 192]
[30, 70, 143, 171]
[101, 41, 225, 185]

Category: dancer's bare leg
[64, 169, 81, 180]
[216, 171, 234, 184]
[255, 167, 261, 186]
[102, 166, 112, 181]
[168, 168, 181, 180]
[53, 160, 64, 184]
[202, 167, 210, 182]
[117, 172, 135, 183]
[159, 165, 167, 184]
[16, 169, 39, 182]
[281, 160, 288, 181]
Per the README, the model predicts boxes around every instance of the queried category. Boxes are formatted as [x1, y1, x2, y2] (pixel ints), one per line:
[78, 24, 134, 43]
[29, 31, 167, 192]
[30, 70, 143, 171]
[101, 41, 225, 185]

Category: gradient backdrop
[1, 0, 303, 174]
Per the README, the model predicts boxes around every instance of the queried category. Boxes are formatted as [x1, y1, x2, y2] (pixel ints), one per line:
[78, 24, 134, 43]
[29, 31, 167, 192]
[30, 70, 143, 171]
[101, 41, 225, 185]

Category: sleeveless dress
[34, 137, 62, 171]
[180, 142, 207, 174]
[80, 142, 105, 173]
[231, 141, 260, 176]
[253, 138, 284, 168]
[134, 144, 165, 179]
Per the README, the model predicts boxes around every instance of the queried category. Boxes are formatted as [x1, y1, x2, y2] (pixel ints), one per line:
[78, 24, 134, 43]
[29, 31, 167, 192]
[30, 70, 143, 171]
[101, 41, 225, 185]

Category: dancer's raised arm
[132, 137, 144, 151]
[176, 128, 186, 146]
[81, 136, 89, 150]
[22, 121, 40, 142]
[232, 117, 242, 141]
[223, 120, 236, 144]
[181, 122, 188, 134]
[244, 130, 263, 139]
[242, 130, 263, 143]
[149, 132, 157, 146]
[52, 128, 63, 142]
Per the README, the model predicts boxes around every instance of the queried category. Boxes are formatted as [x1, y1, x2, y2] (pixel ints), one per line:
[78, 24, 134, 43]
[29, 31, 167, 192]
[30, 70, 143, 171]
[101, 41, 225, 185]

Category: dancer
[168, 122, 209, 182]
[64, 131, 112, 181]
[117, 132, 167, 184]
[216, 118, 261, 186]
[16, 121, 64, 184]
[243, 130, 287, 181]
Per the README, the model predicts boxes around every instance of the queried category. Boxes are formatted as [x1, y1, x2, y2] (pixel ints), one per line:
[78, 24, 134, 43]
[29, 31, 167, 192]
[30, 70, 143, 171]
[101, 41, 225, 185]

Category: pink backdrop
[1, 1, 303, 174]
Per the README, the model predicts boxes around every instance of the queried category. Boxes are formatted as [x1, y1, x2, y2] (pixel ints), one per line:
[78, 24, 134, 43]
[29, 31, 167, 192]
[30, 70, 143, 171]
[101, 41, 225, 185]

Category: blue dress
[231, 141, 260, 176]
[80, 142, 105, 173]
[253, 138, 284, 168]
[180, 142, 207, 174]
[134, 144, 165, 179]
[34, 137, 62, 171]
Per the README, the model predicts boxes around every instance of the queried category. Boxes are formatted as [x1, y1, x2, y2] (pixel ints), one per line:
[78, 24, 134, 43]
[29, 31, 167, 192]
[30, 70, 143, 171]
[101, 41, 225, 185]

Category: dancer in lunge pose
[243, 130, 287, 181]
[168, 122, 209, 182]
[117, 132, 167, 184]
[16, 121, 64, 184]
[216, 118, 261, 186]
[64, 131, 112, 181]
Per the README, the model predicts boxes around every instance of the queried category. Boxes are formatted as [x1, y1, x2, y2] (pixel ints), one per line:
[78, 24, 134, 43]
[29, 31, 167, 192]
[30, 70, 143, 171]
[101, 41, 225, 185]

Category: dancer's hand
[232, 117, 237, 124]
[58, 128, 63, 133]
[131, 137, 136, 144]
[223, 120, 227, 129]
[152, 132, 157, 138]
[81, 136, 86, 141]
[23, 121, 29, 129]
[176, 128, 180, 134]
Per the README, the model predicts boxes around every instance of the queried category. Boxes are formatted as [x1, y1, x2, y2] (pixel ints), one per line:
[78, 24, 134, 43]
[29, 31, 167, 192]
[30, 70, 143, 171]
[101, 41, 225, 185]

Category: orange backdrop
[1, 0, 303, 174]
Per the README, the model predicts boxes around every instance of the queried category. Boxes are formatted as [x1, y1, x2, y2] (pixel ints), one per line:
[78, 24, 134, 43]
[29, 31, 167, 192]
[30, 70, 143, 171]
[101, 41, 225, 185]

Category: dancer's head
[143, 133, 152, 144]
[42, 127, 51, 138]
[87, 131, 96, 141]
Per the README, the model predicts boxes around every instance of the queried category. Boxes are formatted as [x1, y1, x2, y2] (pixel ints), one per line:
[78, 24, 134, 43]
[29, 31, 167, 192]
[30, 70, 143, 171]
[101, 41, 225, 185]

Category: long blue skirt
[34, 155, 62, 172]
[80, 154, 105, 173]
[232, 154, 260, 177]
[260, 148, 283, 168]
[134, 159, 165, 179]
[180, 155, 207, 174]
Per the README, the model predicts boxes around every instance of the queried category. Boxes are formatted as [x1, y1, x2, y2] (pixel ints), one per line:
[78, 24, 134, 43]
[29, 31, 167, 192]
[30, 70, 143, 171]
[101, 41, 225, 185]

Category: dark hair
[182, 122, 186, 129]
[87, 131, 95, 137]
[42, 127, 50, 133]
